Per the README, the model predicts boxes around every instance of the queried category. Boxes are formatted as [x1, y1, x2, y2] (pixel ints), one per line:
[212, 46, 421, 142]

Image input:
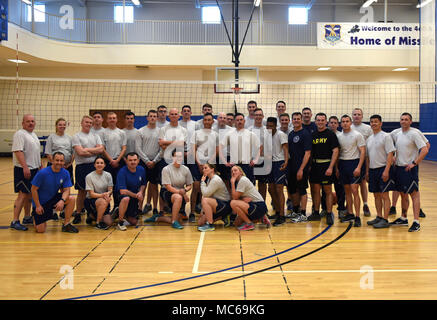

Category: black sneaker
[307, 213, 321, 221]
[62, 223, 79, 233]
[72, 212, 82, 224]
[22, 216, 33, 225]
[10, 220, 28, 231]
[189, 213, 196, 223]
[389, 206, 397, 216]
[85, 213, 94, 225]
[363, 204, 371, 217]
[367, 216, 382, 226]
[95, 222, 109, 230]
[340, 213, 355, 223]
[338, 210, 347, 220]
[320, 210, 327, 217]
[325, 212, 334, 225]
[60, 210, 65, 219]
[142, 204, 152, 215]
[195, 203, 202, 214]
[152, 208, 159, 216]
[52, 212, 59, 221]
[373, 218, 390, 229]
[408, 221, 421, 232]
[419, 209, 426, 218]
[268, 213, 280, 220]
[354, 216, 361, 227]
[273, 215, 286, 226]
[389, 217, 408, 226]
[111, 207, 119, 220]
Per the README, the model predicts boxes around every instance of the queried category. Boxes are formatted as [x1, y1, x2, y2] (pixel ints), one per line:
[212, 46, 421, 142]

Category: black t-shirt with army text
[311, 128, 339, 159]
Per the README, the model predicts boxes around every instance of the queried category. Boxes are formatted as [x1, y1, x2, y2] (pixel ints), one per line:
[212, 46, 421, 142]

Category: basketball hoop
[231, 87, 244, 95]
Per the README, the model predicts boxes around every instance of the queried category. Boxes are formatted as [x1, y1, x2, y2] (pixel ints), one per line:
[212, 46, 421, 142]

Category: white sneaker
[117, 222, 127, 231]
[122, 219, 131, 227]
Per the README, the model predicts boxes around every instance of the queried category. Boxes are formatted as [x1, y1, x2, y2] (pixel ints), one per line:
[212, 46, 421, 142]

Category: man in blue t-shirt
[302, 107, 317, 134]
[115, 152, 147, 230]
[31, 152, 78, 233]
[287, 112, 312, 222]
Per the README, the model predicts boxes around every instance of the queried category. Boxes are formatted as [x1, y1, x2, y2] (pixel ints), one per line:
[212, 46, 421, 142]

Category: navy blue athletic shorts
[32, 193, 62, 226]
[368, 166, 395, 193]
[14, 167, 39, 194]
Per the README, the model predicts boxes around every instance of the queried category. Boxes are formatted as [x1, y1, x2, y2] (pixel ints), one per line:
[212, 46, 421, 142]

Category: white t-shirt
[216, 126, 234, 158]
[244, 116, 256, 129]
[351, 123, 373, 140]
[391, 127, 429, 145]
[45, 133, 73, 163]
[195, 118, 218, 131]
[12, 129, 41, 169]
[102, 127, 127, 159]
[136, 126, 161, 164]
[221, 128, 260, 164]
[391, 128, 427, 166]
[85, 171, 113, 198]
[200, 174, 230, 201]
[366, 131, 396, 169]
[161, 164, 193, 189]
[337, 130, 366, 160]
[179, 120, 197, 153]
[123, 128, 139, 154]
[159, 124, 188, 161]
[190, 129, 219, 164]
[236, 176, 264, 202]
[271, 130, 288, 162]
[156, 120, 169, 129]
[90, 127, 105, 142]
[72, 131, 103, 165]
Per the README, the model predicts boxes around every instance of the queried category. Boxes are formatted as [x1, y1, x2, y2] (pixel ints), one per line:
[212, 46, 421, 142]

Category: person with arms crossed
[11, 114, 42, 231]
[31, 152, 77, 233]
[365, 115, 396, 229]
[90, 111, 106, 142]
[390, 113, 428, 232]
[337, 115, 366, 227]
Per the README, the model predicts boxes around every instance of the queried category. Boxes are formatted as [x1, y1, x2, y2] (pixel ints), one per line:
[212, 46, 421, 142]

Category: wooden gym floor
[0, 157, 436, 300]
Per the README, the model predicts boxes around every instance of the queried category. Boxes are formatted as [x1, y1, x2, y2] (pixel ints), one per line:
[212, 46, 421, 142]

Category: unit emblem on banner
[324, 24, 341, 45]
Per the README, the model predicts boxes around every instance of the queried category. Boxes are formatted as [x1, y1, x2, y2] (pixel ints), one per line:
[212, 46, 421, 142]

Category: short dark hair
[341, 114, 352, 121]
[291, 112, 302, 119]
[52, 151, 65, 159]
[401, 112, 412, 120]
[276, 100, 286, 107]
[125, 111, 135, 118]
[93, 155, 106, 164]
[182, 105, 191, 111]
[370, 114, 382, 122]
[202, 103, 212, 111]
[125, 152, 139, 159]
[147, 109, 157, 116]
[279, 113, 290, 119]
[92, 111, 103, 117]
[226, 113, 235, 118]
[302, 107, 312, 113]
[235, 112, 245, 119]
[315, 112, 327, 120]
[157, 105, 167, 111]
[254, 108, 263, 114]
[329, 115, 339, 122]
[267, 117, 277, 126]
[247, 100, 257, 106]
[203, 112, 214, 119]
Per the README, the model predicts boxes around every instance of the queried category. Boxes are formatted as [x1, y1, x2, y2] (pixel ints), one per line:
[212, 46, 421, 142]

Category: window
[288, 7, 308, 25]
[26, 4, 45, 23]
[114, 5, 134, 23]
[202, 6, 221, 24]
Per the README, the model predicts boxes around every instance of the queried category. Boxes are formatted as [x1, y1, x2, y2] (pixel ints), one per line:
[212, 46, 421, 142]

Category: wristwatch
[412, 161, 417, 166]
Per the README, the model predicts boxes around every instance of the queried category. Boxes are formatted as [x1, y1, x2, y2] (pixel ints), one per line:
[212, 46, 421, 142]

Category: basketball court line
[192, 231, 205, 274]
[194, 269, 437, 274]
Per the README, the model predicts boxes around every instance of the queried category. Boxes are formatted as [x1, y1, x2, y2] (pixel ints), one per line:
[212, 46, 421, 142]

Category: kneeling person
[115, 152, 146, 230]
[31, 152, 77, 233]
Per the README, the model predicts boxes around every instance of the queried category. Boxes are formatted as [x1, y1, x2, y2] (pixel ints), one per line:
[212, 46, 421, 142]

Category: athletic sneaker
[389, 206, 397, 215]
[189, 213, 196, 223]
[268, 213, 279, 220]
[62, 223, 79, 233]
[195, 203, 202, 214]
[340, 213, 355, 223]
[72, 211, 82, 224]
[338, 209, 347, 220]
[320, 210, 327, 217]
[286, 200, 293, 212]
[291, 214, 307, 223]
[172, 221, 184, 230]
[408, 221, 421, 232]
[117, 221, 127, 231]
[10, 220, 28, 231]
[22, 216, 33, 225]
[373, 218, 390, 229]
[307, 213, 321, 221]
[238, 222, 255, 231]
[262, 215, 272, 228]
[60, 210, 65, 219]
[389, 217, 408, 226]
[326, 212, 334, 225]
[363, 204, 371, 217]
[289, 211, 300, 219]
[142, 204, 152, 215]
[52, 212, 59, 221]
[144, 213, 160, 223]
[273, 215, 286, 227]
[122, 219, 131, 227]
[354, 216, 361, 227]
[85, 213, 94, 225]
[163, 206, 171, 213]
[367, 216, 383, 226]
[111, 207, 119, 220]
[198, 223, 215, 232]
[419, 209, 426, 218]
[95, 222, 109, 230]
[222, 214, 232, 227]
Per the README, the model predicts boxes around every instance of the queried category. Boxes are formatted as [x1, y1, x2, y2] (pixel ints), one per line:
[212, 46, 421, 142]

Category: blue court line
[66, 224, 332, 300]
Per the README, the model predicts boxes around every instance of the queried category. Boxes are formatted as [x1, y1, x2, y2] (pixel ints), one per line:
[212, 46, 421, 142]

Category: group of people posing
[10, 100, 430, 234]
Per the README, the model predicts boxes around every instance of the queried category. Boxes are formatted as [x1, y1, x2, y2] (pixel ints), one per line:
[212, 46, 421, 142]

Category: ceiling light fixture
[362, 0, 378, 8]
[317, 67, 331, 71]
[8, 59, 28, 64]
[393, 68, 408, 71]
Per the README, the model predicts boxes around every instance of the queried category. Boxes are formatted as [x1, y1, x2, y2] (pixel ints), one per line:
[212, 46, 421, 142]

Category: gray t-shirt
[337, 130, 366, 160]
[159, 124, 188, 160]
[236, 176, 265, 202]
[191, 129, 219, 164]
[195, 118, 218, 131]
[156, 120, 169, 129]
[271, 130, 288, 162]
[351, 123, 373, 140]
[391, 127, 429, 144]
[90, 127, 105, 142]
[366, 131, 396, 169]
[244, 116, 256, 129]
[200, 174, 230, 201]
[45, 133, 73, 163]
[72, 131, 103, 165]
[85, 171, 113, 198]
[102, 127, 127, 159]
[136, 126, 161, 163]
[123, 128, 139, 154]
[12, 129, 41, 169]
[161, 164, 193, 189]
[391, 128, 427, 166]
[222, 128, 260, 164]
